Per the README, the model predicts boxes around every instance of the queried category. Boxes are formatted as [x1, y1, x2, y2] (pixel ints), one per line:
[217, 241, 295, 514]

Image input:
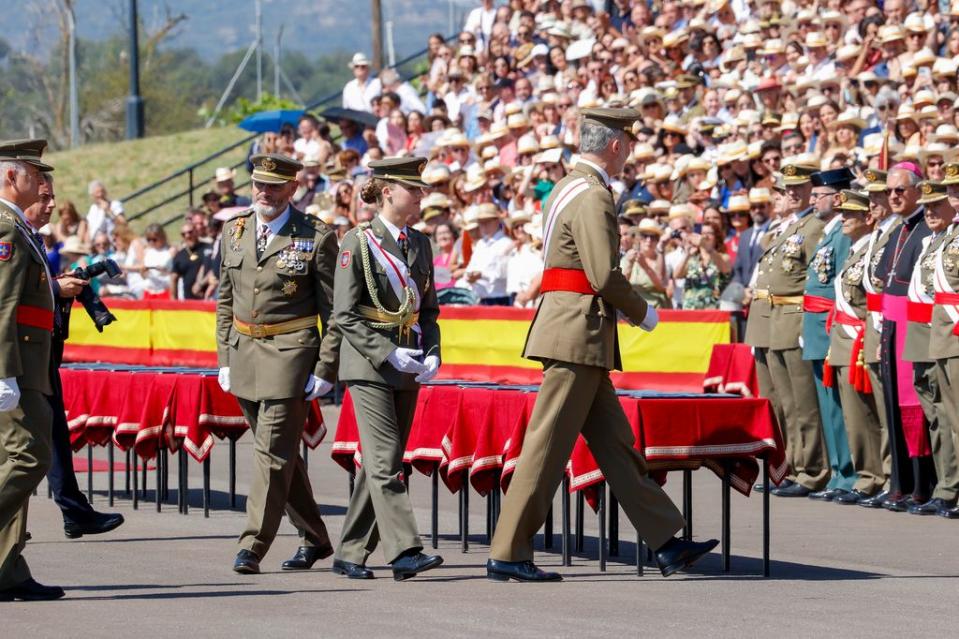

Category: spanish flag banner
[64, 301, 731, 391]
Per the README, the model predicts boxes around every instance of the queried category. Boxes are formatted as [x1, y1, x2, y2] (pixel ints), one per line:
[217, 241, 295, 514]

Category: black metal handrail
[122, 39, 445, 226]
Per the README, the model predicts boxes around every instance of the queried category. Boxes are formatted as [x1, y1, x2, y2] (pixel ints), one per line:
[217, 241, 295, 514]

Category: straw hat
[421, 162, 451, 185]
[913, 89, 937, 109]
[463, 165, 488, 192]
[623, 200, 647, 218]
[662, 29, 690, 49]
[904, 13, 929, 33]
[748, 187, 771, 204]
[778, 112, 800, 131]
[895, 104, 917, 122]
[835, 45, 861, 64]
[829, 109, 867, 131]
[215, 167, 236, 183]
[461, 206, 480, 231]
[517, 134, 540, 156]
[916, 104, 939, 121]
[759, 39, 785, 56]
[933, 124, 959, 144]
[919, 142, 957, 163]
[632, 144, 656, 163]
[636, 218, 663, 236]
[648, 199, 672, 216]
[539, 134, 560, 150]
[483, 157, 506, 176]
[661, 115, 687, 136]
[724, 194, 750, 212]
[348, 52, 371, 68]
[533, 148, 564, 165]
[475, 203, 500, 221]
[420, 192, 451, 217]
[805, 32, 828, 49]
[912, 48, 936, 68]
[668, 203, 695, 220]
[717, 141, 748, 166]
[879, 25, 905, 44]
[480, 145, 499, 161]
[61, 236, 91, 256]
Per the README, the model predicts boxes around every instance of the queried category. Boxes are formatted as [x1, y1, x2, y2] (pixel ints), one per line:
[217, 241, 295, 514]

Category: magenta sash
[882, 294, 932, 457]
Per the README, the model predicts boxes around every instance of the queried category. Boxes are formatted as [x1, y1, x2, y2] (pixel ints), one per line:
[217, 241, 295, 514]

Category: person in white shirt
[463, 0, 497, 50]
[342, 52, 382, 112]
[459, 203, 514, 304]
[379, 68, 427, 115]
[85, 180, 125, 240]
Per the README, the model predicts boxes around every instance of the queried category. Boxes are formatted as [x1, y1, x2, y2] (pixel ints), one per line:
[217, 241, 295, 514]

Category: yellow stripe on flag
[618, 320, 730, 373]
[68, 306, 151, 349]
[438, 318, 540, 369]
[152, 309, 218, 352]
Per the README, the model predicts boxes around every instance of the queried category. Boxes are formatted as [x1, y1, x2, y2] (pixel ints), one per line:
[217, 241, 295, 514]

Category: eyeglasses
[889, 186, 913, 196]
[146, 236, 160, 243]
[927, 159, 945, 167]
[811, 191, 836, 200]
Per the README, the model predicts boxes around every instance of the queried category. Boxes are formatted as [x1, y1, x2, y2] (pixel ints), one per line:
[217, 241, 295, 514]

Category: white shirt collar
[877, 214, 896, 232]
[577, 158, 611, 187]
[852, 234, 870, 252]
[257, 205, 290, 235]
[378, 214, 407, 242]
[823, 214, 842, 235]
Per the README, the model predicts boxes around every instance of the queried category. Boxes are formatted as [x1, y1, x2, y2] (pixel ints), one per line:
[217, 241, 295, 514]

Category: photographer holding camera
[24, 172, 124, 540]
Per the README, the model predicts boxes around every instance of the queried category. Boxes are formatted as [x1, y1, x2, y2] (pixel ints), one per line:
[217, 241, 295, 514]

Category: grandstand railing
[120, 41, 445, 228]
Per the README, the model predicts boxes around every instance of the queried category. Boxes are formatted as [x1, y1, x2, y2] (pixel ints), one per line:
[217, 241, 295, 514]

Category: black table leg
[155, 445, 162, 513]
[598, 482, 607, 572]
[203, 457, 211, 518]
[544, 505, 553, 550]
[107, 442, 115, 507]
[431, 466, 439, 550]
[575, 491, 584, 553]
[682, 469, 693, 540]
[763, 456, 770, 578]
[141, 457, 148, 500]
[125, 449, 131, 497]
[609, 493, 619, 557]
[229, 439, 236, 509]
[132, 452, 139, 510]
[180, 451, 189, 515]
[561, 476, 571, 566]
[636, 530, 644, 577]
[460, 486, 469, 553]
[87, 445, 94, 503]
[722, 463, 731, 573]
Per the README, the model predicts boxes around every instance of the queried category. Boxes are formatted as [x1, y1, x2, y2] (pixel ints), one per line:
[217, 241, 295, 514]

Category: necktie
[397, 230, 409, 259]
[256, 224, 270, 258]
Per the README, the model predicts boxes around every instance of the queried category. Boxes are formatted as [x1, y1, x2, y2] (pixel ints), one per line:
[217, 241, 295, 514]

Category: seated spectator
[214, 168, 251, 207]
[55, 199, 88, 244]
[86, 180, 125, 239]
[674, 221, 732, 310]
[458, 203, 513, 305]
[170, 222, 213, 300]
[134, 223, 175, 300]
[621, 218, 671, 309]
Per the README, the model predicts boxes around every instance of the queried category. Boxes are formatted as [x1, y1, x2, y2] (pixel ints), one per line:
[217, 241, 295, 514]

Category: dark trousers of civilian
[878, 320, 936, 499]
[45, 340, 95, 525]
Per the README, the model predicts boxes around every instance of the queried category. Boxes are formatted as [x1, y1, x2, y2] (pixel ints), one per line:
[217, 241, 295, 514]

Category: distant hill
[4, 0, 476, 61]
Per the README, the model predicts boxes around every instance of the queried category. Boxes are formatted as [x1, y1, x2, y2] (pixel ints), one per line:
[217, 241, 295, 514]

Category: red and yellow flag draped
[64, 301, 731, 391]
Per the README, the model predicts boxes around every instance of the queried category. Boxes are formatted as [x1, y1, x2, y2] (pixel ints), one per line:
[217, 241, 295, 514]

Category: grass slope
[46, 127, 252, 231]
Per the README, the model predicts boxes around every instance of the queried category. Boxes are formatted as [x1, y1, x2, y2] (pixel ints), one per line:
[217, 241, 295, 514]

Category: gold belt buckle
[249, 324, 267, 339]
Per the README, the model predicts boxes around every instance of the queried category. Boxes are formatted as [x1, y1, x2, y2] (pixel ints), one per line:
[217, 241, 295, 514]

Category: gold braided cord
[356, 223, 417, 330]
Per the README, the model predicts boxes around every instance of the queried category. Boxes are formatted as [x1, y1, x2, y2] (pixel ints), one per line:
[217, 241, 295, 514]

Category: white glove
[217, 367, 231, 393]
[798, 336, 804, 349]
[305, 374, 334, 401]
[387, 348, 427, 375]
[639, 305, 659, 332]
[414, 355, 441, 384]
[0, 377, 20, 412]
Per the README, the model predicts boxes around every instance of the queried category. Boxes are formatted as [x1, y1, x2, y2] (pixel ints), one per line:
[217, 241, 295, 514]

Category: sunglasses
[639, 233, 659, 240]
[889, 186, 912, 195]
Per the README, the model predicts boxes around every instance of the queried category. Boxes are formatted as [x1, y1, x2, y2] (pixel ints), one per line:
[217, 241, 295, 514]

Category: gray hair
[579, 120, 625, 155]
[87, 179, 105, 196]
[888, 167, 921, 187]
[0, 160, 27, 185]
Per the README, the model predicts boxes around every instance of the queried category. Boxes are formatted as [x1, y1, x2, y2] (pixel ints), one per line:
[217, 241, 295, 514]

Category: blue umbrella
[238, 109, 304, 133]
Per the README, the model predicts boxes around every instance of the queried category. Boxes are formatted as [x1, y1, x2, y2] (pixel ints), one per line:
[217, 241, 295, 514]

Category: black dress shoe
[24, 532, 31, 542]
[771, 482, 812, 497]
[835, 489, 873, 505]
[908, 497, 957, 516]
[64, 512, 125, 539]
[809, 488, 849, 501]
[858, 490, 891, 508]
[882, 493, 911, 512]
[0, 578, 65, 602]
[281, 544, 334, 570]
[391, 552, 443, 581]
[938, 505, 959, 519]
[486, 559, 562, 582]
[331, 559, 374, 579]
[233, 550, 260, 574]
[654, 537, 719, 577]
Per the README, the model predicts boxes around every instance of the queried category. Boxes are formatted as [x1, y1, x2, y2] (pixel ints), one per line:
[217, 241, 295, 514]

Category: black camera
[71, 259, 121, 333]
[670, 229, 683, 241]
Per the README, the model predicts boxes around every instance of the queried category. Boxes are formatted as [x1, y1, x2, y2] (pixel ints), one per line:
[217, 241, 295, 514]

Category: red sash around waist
[824, 309, 871, 394]
[803, 295, 834, 313]
[907, 300, 933, 324]
[866, 293, 883, 312]
[833, 309, 865, 328]
[934, 292, 959, 305]
[16, 305, 54, 331]
[540, 268, 597, 295]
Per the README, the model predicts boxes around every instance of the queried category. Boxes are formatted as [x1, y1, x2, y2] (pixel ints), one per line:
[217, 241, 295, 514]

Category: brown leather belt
[233, 315, 317, 338]
[771, 295, 804, 306]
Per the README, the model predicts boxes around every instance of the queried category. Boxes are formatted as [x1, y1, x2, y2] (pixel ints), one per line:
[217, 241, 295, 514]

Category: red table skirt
[332, 385, 787, 509]
[61, 368, 326, 461]
[703, 343, 758, 397]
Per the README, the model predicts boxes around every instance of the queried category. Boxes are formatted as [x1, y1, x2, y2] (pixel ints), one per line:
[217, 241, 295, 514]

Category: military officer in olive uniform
[901, 181, 959, 516]
[0, 139, 64, 601]
[765, 156, 830, 496]
[216, 154, 340, 574]
[488, 109, 716, 583]
[332, 157, 444, 581]
[745, 174, 789, 492]
[857, 169, 901, 508]
[802, 169, 856, 501]
[930, 165, 959, 519]
[828, 190, 886, 503]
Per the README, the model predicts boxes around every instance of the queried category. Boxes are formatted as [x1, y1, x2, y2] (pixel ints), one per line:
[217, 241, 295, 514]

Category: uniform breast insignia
[843, 257, 865, 288]
[276, 243, 306, 272]
[230, 218, 246, 252]
[340, 250, 352, 268]
[0, 241, 12, 261]
[281, 279, 298, 296]
[811, 246, 833, 283]
[948, 235, 959, 256]
[782, 233, 803, 258]
[921, 251, 937, 296]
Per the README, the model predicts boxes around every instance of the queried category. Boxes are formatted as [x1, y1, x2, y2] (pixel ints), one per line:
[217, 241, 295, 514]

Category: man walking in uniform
[802, 168, 857, 501]
[0, 139, 63, 601]
[487, 109, 717, 582]
[216, 154, 340, 574]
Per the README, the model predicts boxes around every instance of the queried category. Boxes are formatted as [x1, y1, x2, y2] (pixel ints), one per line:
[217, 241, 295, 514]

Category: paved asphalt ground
[5, 405, 958, 638]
